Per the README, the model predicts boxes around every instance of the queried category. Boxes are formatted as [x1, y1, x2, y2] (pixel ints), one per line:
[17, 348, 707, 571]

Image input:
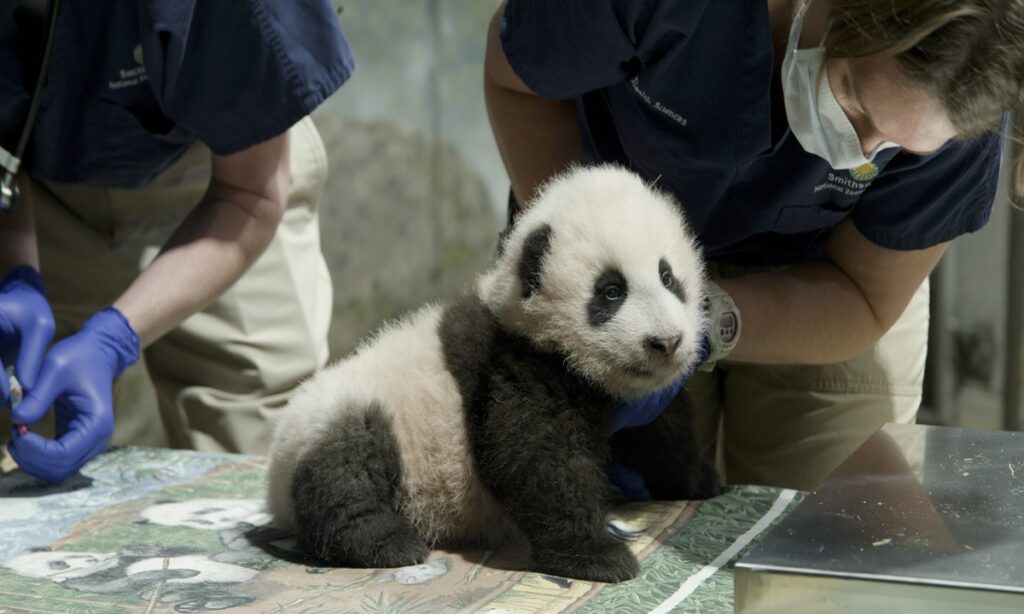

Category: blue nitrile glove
[0, 266, 55, 405]
[610, 336, 709, 433]
[610, 376, 686, 434]
[606, 462, 651, 501]
[607, 376, 685, 501]
[8, 307, 140, 483]
[607, 337, 710, 501]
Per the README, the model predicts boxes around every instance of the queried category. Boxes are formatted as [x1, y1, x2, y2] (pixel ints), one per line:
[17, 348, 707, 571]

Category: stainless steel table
[735, 423, 1024, 613]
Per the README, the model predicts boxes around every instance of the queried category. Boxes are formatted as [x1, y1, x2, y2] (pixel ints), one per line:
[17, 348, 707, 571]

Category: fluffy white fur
[268, 164, 707, 547]
[479, 165, 707, 398]
[267, 306, 511, 545]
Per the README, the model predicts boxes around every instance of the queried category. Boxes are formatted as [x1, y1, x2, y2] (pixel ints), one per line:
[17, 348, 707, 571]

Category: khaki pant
[689, 271, 929, 491]
[4, 117, 332, 455]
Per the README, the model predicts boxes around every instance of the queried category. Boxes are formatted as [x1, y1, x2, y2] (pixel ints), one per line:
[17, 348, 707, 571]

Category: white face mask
[781, 0, 899, 170]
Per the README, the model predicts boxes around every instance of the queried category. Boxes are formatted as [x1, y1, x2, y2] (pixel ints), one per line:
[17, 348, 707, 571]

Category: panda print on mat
[267, 165, 718, 583]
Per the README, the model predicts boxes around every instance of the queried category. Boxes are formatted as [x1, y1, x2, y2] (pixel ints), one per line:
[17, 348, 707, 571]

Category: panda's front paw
[530, 539, 639, 583]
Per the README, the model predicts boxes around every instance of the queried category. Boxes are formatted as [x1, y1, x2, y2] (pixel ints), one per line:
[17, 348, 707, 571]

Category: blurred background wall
[313, 0, 506, 356]
[923, 129, 1024, 432]
[116, 2, 1024, 446]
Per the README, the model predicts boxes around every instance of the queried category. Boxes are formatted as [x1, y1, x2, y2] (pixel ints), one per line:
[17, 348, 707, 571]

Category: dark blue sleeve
[0, 18, 30, 154]
[852, 130, 1004, 250]
[137, 0, 354, 155]
[500, 0, 710, 100]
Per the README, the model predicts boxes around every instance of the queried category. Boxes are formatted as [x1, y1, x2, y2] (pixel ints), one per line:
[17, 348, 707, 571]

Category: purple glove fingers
[0, 360, 9, 402]
[15, 318, 55, 390]
[7, 428, 109, 483]
[7, 307, 137, 483]
[9, 353, 63, 425]
[0, 266, 55, 391]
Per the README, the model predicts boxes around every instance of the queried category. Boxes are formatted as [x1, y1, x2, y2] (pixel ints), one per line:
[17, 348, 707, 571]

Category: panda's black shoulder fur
[438, 290, 499, 412]
[439, 291, 617, 477]
[439, 291, 628, 572]
[466, 326, 617, 490]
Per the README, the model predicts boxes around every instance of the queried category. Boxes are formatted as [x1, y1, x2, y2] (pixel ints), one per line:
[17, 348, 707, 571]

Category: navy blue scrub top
[500, 0, 1003, 266]
[0, 0, 354, 188]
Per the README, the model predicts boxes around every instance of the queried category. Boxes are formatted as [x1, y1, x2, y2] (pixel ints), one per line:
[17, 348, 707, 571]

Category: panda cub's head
[479, 165, 708, 399]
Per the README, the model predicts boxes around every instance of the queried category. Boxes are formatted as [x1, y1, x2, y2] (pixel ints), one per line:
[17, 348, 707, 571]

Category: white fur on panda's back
[267, 304, 511, 545]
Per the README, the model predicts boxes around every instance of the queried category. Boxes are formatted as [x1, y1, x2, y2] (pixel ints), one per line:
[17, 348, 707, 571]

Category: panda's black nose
[646, 335, 682, 357]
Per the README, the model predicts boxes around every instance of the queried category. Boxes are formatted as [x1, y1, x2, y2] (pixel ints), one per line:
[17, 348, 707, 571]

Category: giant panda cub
[267, 165, 718, 583]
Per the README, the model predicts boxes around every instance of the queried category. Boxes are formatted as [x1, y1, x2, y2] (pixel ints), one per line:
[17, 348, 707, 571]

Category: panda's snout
[645, 335, 682, 358]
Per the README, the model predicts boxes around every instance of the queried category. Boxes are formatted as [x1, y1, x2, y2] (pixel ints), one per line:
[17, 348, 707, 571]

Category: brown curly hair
[824, 0, 1024, 192]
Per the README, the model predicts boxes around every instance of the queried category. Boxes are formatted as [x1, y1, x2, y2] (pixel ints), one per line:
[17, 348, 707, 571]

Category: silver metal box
[735, 423, 1024, 612]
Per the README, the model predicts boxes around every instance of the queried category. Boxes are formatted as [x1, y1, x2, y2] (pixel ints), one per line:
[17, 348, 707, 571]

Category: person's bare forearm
[717, 261, 890, 365]
[718, 221, 947, 365]
[114, 133, 290, 348]
[112, 180, 285, 348]
[0, 173, 39, 271]
[484, 2, 582, 205]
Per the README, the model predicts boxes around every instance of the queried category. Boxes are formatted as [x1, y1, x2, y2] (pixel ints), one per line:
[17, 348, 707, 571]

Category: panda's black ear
[518, 224, 552, 298]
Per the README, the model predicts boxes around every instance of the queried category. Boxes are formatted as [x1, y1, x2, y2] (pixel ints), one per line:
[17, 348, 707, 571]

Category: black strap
[14, 0, 59, 166]
[1, 0, 58, 212]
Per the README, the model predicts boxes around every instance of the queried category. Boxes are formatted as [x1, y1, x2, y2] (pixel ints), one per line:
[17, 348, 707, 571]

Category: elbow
[230, 188, 287, 235]
[244, 195, 287, 252]
[846, 321, 891, 362]
[205, 179, 288, 258]
[256, 193, 287, 231]
[832, 298, 902, 364]
[861, 288, 909, 352]
[231, 195, 285, 266]
[210, 167, 288, 227]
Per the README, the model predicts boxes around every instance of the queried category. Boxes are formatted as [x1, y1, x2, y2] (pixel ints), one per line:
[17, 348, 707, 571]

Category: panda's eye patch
[589, 269, 628, 326]
[594, 270, 628, 300]
[518, 224, 553, 298]
[659, 258, 686, 303]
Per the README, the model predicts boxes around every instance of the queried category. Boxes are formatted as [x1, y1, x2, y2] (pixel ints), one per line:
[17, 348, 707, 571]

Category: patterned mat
[0, 447, 802, 613]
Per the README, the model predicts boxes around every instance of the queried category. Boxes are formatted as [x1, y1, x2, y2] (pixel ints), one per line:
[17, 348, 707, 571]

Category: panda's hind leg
[289, 403, 429, 568]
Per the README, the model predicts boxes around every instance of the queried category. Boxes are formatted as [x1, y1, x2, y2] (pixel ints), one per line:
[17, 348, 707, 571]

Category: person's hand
[8, 307, 140, 483]
[0, 266, 55, 406]
[610, 376, 685, 433]
[606, 462, 651, 501]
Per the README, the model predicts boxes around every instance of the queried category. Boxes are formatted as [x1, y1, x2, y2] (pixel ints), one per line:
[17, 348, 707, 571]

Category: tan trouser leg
[689, 278, 929, 491]
[0, 179, 139, 444]
[142, 117, 332, 454]
[8, 117, 331, 455]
